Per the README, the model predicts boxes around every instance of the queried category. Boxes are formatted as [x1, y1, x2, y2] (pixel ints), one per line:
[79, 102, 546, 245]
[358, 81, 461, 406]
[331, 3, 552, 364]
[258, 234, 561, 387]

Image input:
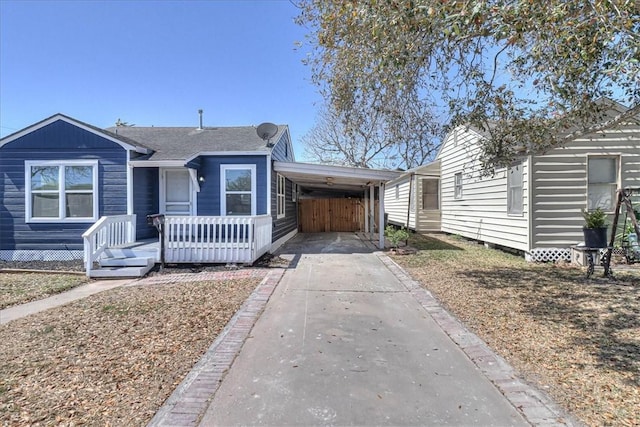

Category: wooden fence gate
[298, 198, 379, 233]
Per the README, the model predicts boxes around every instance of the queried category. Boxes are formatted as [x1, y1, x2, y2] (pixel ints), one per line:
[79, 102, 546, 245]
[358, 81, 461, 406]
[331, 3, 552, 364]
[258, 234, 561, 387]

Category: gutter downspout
[379, 182, 386, 249]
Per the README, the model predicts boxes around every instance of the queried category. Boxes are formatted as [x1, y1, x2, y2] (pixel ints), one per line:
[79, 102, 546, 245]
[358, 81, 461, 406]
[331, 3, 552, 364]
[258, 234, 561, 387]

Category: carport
[273, 161, 402, 249]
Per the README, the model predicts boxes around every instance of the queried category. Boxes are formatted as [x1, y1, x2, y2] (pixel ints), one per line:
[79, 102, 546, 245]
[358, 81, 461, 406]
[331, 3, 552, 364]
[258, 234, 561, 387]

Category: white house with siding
[384, 161, 441, 233]
[437, 101, 640, 261]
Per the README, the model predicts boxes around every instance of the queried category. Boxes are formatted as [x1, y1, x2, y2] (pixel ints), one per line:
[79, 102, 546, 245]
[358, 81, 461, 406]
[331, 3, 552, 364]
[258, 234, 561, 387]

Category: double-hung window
[588, 156, 618, 211]
[25, 160, 98, 222]
[277, 173, 286, 218]
[454, 172, 463, 199]
[507, 163, 524, 215]
[221, 164, 256, 216]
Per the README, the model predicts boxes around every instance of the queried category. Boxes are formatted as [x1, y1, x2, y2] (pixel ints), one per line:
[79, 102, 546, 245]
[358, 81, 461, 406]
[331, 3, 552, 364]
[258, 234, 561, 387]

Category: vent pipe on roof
[198, 109, 203, 130]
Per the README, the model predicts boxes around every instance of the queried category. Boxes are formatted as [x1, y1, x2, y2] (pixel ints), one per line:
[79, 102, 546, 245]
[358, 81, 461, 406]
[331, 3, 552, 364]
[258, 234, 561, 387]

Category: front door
[161, 169, 193, 215]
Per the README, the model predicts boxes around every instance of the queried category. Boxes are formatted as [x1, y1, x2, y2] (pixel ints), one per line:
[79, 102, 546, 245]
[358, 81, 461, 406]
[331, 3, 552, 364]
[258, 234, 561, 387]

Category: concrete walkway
[188, 233, 571, 426]
[0, 278, 133, 324]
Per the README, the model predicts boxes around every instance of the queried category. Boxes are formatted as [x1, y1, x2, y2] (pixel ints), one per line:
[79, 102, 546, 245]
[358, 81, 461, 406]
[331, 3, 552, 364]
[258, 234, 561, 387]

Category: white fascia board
[273, 161, 402, 182]
[187, 168, 201, 193]
[387, 172, 413, 186]
[184, 151, 270, 164]
[126, 151, 133, 215]
[0, 114, 149, 154]
[129, 160, 186, 167]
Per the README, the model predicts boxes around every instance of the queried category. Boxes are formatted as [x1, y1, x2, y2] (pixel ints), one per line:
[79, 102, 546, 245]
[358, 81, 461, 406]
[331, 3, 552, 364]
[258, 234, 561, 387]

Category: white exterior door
[161, 169, 194, 215]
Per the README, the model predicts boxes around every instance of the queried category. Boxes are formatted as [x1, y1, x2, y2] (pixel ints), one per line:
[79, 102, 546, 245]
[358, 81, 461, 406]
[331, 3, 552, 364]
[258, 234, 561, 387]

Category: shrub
[385, 226, 409, 248]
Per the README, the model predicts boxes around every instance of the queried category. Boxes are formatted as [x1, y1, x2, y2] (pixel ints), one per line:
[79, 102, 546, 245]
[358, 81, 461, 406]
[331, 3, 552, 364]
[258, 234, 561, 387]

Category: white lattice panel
[0, 250, 83, 262]
[529, 248, 571, 263]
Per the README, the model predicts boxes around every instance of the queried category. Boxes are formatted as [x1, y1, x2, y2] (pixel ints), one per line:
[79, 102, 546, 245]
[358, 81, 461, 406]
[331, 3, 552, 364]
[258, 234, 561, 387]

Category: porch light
[198, 175, 205, 183]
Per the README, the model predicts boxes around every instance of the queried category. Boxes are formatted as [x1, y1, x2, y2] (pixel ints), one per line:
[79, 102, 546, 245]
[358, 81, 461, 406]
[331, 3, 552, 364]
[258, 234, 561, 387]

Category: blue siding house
[1, 114, 400, 277]
[0, 114, 298, 275]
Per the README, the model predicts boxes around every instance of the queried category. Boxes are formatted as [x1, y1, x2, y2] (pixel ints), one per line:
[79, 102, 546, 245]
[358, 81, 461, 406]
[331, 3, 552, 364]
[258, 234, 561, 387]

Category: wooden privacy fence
[298, 198, 379, 233]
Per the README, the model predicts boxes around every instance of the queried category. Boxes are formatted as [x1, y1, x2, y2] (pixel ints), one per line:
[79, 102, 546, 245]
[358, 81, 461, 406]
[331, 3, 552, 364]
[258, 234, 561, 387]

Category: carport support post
[364, 188, 370, 233]
[369, 185, 375, 240]
[378, 183, 385, 249]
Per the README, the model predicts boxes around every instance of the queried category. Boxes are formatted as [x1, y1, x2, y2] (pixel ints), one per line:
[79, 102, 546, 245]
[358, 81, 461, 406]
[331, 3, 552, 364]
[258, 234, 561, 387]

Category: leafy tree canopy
[296, 0, 639, 171]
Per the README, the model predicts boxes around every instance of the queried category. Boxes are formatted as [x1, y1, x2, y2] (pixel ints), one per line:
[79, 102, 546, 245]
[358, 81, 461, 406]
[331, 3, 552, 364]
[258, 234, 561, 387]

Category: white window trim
[220, 164, 257, 216]
[587, 155, 620, 212]
[159, 168, 195, 216]
[292, 183, 298, 202]
[277, 173, 286, 219]
[507, 163, 524, 216]
[25, 160, 99, 223]
[454, 172, 463, 199]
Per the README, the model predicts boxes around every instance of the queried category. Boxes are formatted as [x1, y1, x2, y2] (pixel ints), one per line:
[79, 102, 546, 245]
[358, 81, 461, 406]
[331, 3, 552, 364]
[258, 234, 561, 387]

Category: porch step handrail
[164, 215, 272, 263]
[82, 214, 137, 276]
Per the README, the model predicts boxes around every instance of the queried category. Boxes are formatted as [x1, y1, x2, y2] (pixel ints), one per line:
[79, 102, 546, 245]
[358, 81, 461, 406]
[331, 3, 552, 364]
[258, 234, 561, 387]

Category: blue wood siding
[271, 173, 298, 243]
[133, 167, 159, 240]
[195, 155, 269, 216]
[271, 131, 294, 162]
[270, 130, 297, 242]
[0, 120, 128, 251]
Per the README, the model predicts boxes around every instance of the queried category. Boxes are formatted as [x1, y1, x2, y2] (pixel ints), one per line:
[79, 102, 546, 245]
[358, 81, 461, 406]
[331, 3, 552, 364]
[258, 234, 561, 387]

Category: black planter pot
[583, 227, 608, 248]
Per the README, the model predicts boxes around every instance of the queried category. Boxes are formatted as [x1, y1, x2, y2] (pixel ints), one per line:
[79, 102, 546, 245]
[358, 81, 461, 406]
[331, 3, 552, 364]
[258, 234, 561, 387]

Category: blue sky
[0, 0, 321, 159]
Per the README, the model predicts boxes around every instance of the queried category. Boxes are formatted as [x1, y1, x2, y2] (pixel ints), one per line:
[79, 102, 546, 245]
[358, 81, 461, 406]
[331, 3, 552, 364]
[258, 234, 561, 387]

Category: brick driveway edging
[375, 251, 582, 427]
[147, 268, 285, 427]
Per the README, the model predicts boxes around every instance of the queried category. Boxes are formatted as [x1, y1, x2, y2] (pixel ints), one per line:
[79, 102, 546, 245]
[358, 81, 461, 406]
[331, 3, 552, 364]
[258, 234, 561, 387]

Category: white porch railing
[164, 215, 272, 264]
[82, 214, 136, 277]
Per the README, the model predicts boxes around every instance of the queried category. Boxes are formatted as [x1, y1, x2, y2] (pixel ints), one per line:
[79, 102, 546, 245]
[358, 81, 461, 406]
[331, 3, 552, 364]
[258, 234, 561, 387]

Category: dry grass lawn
[0, 276, 261, 426]
[391, 233, 640, 427]
[0, 272, 88, 309]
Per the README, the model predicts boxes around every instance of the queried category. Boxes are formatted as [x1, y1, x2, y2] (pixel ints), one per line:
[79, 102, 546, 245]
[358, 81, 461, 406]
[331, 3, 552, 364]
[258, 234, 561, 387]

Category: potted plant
[582, 207, 609, 248]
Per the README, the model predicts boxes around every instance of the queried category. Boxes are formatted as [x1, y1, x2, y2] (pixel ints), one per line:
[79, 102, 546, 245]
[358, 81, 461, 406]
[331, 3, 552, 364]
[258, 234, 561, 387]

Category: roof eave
[0, 114, 151, 153]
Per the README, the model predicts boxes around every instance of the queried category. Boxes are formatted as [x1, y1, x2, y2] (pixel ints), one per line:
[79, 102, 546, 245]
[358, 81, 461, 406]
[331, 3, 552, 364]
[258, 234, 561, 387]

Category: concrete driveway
[198, 232, 543, 426]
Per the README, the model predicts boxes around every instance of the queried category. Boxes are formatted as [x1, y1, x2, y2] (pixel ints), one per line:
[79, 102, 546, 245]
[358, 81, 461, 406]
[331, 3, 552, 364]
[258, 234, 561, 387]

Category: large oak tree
[296, 0, 639, 171]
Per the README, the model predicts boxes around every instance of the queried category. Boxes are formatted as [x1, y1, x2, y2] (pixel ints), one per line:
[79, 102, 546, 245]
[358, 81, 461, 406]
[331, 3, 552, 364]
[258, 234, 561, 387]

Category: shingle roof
[106, 125, 287, 161]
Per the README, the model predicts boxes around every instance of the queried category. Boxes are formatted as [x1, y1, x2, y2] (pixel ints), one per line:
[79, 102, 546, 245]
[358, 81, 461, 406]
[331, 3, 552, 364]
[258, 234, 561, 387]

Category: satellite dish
[256, 122, 278, 146]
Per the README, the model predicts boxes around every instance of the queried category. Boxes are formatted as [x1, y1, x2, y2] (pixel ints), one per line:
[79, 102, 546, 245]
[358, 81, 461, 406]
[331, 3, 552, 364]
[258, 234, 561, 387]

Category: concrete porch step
[89, 263, 154, 279]
[90, 255, 155, 279]
[99, 256, 154, 268]
[104, 247, 159, 260]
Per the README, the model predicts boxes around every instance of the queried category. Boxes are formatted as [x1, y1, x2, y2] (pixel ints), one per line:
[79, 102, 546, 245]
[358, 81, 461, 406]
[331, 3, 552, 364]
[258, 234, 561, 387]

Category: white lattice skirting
[528, 248, 571, 263]
[0, 250, 84, 262]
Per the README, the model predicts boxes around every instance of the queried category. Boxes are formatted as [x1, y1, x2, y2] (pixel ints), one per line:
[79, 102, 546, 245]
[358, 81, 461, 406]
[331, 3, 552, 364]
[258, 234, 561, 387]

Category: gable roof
[0, 113, 151, 153]
[107, 125, 288, 161]
[435, 98, 640, 161]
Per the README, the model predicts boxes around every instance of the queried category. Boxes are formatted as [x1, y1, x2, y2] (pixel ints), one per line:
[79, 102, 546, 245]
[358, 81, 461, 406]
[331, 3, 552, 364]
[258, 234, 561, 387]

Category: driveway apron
[199, 232, 527, 426]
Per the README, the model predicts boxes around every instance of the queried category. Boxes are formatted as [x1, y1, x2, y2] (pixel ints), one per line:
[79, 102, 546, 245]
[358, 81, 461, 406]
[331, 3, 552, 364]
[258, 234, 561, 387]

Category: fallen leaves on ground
[0, 273, 88, 309]
[0, 277, 261, 426]
[392, 233, 639, 427]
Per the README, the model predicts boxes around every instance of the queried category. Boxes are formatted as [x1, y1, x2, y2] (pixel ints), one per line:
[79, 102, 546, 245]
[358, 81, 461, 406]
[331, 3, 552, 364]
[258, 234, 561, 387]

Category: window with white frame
[454, 172, 463, 199]
[277, 173, 286, 218]
[507, 163, 524, 215]
[395, 184, 400, 200]
[25, 160, 98, 222]
[588, 156, 618, 211]
[221, 164, 256, 216]
[292, 183, 298, 202]
[422, 178, 439, 210]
